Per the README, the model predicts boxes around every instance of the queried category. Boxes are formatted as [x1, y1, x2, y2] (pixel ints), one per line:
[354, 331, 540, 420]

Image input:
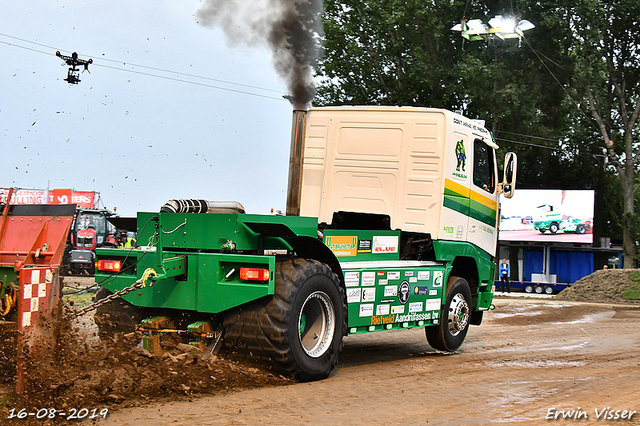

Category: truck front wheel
[425, 276, 472, 352]
[549, 222, 559, 234]
[223, 258, 346, 381]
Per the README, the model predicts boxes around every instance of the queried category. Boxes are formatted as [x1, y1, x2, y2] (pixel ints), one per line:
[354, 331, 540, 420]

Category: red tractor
[65, 208, 121, 274]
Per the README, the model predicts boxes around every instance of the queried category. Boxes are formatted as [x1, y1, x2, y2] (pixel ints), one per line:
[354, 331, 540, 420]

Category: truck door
[467, 139, 499, 254]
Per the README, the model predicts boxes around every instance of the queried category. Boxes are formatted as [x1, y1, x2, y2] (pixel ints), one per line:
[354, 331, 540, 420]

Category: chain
[66, 268, 158, 318]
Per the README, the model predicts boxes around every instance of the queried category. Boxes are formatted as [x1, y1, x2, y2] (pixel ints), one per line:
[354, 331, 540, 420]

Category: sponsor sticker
[362, 288, 376, 302]
[387, 272, 400, 280]
[409, 302, 423, 313]
[358, 239, 372, 253]
[359, 304, 374, 317]
[384, 285, 398, 297]
[325, 235, 358, 257]
[376, 304, 390, 316]
[345, 271, 360, 287]
[362, 271, 376, 286]
[405, 271, 414, 277]
[398, 281, 411, 304]
[391, 305, 405, 314]
[434, 271, 443, 287]
[429, 290, 438, 296]
[413, 286, 429, 296]
[409, 277, 418, 283]
[426, 298, 441, 311]
[418, 271, 430, 280]
[372, 236, 398, 254]
[378, 279, 388, 286]
[347, 288, 362, 304]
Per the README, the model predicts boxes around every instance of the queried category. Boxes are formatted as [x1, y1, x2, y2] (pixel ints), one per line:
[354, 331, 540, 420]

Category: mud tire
[425, 276, 472, 352]
[223, 258, 346, 381]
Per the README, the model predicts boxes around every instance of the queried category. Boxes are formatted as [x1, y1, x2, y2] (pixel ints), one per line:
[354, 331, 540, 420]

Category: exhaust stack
[286, 110, 307, 216]
[161, 199, 245, 214]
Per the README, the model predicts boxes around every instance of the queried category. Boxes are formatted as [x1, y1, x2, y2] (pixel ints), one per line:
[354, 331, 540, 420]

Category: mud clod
[1, 298, 290, 425]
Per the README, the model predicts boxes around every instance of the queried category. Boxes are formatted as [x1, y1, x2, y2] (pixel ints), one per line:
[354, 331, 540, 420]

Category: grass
[622, 283, 640, 300]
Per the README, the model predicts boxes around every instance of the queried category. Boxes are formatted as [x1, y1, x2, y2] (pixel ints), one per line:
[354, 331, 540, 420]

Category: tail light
[239, 267, 270, 282]
[96, 259, 122, 272]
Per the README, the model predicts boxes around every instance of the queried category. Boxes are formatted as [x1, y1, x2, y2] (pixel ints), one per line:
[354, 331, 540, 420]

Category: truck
[533, 204, 588, 234]
[93, 106, 517, 381]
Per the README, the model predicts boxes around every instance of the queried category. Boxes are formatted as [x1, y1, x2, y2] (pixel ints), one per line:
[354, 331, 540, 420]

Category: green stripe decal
[443, 194, 470, 216]
[444, 179, 497, 227]
[469, 198, 497, 226]
[444, 195, 496, 227]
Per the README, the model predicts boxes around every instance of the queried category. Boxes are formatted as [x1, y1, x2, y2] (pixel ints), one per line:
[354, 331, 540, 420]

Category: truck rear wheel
[425, 276, 471, 352]
[223, 258, 346, 381]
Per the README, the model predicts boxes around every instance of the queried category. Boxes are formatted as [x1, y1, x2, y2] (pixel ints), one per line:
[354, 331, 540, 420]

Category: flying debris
[56, 51, 93, 85]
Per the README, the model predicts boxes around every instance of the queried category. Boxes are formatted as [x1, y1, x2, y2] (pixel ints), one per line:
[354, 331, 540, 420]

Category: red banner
[71, 191, 97, 208]
[1, 188, 97, 208]
[48, 188, 73, 205]
[0, 189, 47, 204]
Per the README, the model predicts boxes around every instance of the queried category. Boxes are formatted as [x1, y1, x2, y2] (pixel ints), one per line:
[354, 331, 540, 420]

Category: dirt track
[95, 297, 640, 425]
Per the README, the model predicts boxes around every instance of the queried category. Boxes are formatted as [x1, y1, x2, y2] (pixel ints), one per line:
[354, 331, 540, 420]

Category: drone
[451, 15, 535, 43]
[56, 51, 93, 84]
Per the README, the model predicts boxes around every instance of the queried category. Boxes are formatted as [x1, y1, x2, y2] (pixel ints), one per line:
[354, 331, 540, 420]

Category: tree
[568, 0, 640, 267]
[315, 0, 466, 107]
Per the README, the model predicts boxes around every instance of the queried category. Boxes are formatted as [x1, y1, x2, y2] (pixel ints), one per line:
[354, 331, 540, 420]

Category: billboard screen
[499, 189, 594, 243]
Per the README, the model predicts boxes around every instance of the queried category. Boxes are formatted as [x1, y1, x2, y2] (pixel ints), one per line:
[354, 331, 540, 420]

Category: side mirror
[500, 152, 517, 198]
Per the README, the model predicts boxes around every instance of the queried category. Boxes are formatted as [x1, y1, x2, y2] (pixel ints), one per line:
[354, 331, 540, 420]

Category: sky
[0, 1, 297, 217]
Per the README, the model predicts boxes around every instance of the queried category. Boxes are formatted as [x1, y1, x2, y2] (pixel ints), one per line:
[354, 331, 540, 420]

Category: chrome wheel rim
[298, 291, 335, 358]
[447, 293, 469, 337]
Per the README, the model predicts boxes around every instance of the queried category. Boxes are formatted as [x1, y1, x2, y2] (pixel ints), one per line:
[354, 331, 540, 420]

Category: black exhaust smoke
[196, 0, 324, 110]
